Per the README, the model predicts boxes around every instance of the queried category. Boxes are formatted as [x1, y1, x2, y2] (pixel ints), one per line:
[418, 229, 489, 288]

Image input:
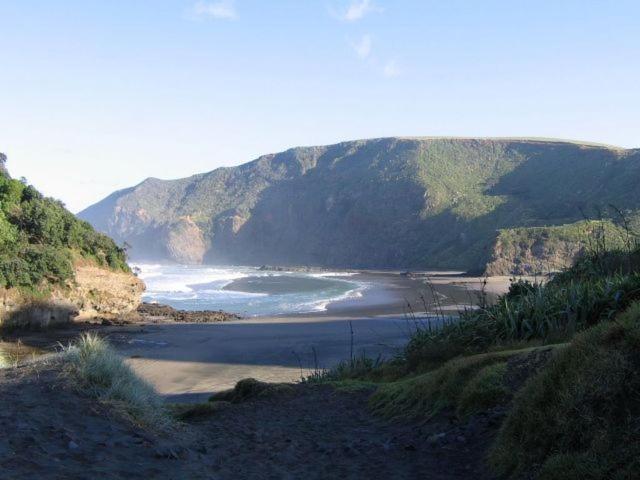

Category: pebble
[427, 433, 446, 445]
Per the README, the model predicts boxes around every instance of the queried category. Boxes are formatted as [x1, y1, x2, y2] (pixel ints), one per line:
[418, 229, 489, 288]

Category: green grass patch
[404, 257, 640, 370]
[457, 362, 509, 418]
[370, 349, 522, 420]
[304, 353, 406, 383]
[489, 301, 640, 479]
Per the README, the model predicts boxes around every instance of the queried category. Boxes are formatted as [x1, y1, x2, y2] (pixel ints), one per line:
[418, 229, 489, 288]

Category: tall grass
[404, 248, 640, 369]
[64, 333, 171, 430]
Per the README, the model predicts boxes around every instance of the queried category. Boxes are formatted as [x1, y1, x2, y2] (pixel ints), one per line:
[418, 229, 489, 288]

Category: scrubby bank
[311, 240, 640, 478]
[0, 155, 142, 327]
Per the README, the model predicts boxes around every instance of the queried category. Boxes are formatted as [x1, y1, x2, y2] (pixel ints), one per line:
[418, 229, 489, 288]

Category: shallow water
[135, 264, 366, 316]
[0, 341, 43, 368]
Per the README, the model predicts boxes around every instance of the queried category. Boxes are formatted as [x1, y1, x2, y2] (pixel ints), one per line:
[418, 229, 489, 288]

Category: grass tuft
[209, 378, 294, 403]
[64, 333, 170, 430]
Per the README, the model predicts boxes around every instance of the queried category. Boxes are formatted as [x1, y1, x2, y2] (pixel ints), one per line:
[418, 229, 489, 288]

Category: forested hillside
[79, 138, 640, 273]
[0, 154, 129, 291]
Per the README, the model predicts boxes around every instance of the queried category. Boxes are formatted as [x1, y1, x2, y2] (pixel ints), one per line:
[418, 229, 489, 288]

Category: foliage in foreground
[404, 247, 640, 370]
[308, 242, 640, 479]
[0, 159, 129, 291]
[64, 333, 170, 430]
[490, 302, 640, 479]
[371, 349, 525, 420]
[209, 378, 294, 403]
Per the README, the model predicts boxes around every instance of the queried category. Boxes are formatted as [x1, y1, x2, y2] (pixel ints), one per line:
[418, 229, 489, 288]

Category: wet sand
[107, 272, 515, 401]
[109, 315, 416, 402]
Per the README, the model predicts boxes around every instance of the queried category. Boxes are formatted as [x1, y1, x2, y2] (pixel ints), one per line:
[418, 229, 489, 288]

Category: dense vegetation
[79, 138, 640, 272]
[0, 155, 129, 291]
[309, 228, 640, 478]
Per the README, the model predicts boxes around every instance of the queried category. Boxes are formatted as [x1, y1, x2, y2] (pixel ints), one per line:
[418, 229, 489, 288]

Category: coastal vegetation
[305, 228, 640, 478]
[0, 156, 129, 293]
[64, 333, 170, 430]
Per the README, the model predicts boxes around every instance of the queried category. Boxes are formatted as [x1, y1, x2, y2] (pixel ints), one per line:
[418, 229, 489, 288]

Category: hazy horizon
[2, 0, 639, 212]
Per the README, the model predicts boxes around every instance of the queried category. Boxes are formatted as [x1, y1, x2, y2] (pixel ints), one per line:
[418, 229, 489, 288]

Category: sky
[1, 0, 639, 212]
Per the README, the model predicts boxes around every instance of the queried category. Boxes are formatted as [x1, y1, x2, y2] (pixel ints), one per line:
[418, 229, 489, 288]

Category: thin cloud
[383, 60, 401, 78]
[350, 34, 372, 59]
[189, 1, 237, 20]
[333, 0, 382, 22]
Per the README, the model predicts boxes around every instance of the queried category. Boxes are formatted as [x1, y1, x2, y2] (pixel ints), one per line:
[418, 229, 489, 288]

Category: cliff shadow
[0, 303, 78, 332]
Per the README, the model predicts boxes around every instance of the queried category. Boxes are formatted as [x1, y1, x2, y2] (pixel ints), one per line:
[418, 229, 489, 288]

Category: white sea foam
[135, 264, 367, 316]
[308, 272, 358, 278]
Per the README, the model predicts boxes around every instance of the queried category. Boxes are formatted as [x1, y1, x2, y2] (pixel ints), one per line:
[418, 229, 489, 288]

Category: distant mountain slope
[79, 138, 640, 272]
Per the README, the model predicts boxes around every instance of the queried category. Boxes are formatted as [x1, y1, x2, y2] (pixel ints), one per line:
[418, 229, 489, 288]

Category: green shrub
[489, 302, 640, 479]
[404, 257, 640, 369]
[0, 162, 129, 291]
[209, 378, 294, 403]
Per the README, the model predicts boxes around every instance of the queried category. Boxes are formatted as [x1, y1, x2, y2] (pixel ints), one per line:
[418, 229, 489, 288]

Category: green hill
[79, 138, 640, 272]
[0, 155, 141, 327]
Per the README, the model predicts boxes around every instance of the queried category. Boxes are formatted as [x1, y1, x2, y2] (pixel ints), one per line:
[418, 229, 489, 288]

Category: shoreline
[0, 272, 522, 399]
[136, 263, 524, 319]
[266, 271, 521, 319]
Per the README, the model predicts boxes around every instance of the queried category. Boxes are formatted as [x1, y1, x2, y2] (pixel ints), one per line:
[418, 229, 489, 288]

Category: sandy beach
[1, 272, 516, 401]
[102, 272, 515, 400]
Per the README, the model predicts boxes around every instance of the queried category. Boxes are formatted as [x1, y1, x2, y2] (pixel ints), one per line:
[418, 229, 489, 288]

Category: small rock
[427, 433, 446, 445]
[404, 444, 417, 452]
[68, 441, 79, 450]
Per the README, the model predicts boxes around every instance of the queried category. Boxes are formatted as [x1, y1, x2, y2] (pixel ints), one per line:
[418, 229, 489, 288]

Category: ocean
[134, 264, 367, 317]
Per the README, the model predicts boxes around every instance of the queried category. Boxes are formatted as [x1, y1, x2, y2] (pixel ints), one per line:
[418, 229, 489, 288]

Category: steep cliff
[79, 138, 640, 272]
[0, 156, 143, 328]
[484, 220, 634, 275]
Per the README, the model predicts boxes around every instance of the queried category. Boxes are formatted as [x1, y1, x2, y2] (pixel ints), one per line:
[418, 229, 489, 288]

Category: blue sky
[1, 0, 639, 212]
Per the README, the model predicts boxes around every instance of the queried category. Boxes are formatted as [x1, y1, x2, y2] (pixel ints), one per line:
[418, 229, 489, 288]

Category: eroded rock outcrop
[0, 260, 145, 329]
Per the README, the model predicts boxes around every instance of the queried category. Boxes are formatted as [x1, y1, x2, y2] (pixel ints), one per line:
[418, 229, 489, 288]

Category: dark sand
[0, 361, 498, 479]
[0, 272, 512, 479]
[1, 272, 513, 401]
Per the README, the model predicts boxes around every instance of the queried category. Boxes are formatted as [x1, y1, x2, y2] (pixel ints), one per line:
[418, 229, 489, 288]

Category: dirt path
[186, 384, 498, 479]
[0, 363, 196, 480]
[0, 362, 498, 479]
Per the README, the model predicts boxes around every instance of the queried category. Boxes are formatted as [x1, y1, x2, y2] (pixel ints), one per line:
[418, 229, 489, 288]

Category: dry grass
[64, 333, 171, 430]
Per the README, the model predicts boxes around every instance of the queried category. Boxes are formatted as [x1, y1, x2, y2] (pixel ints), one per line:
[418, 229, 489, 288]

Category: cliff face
[58, 261, 145, 319]
[484, 221, 634, 275]
[79, 138, 640, 273]
[0, 156, 143, 329]
[0, 259, 144, 329]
